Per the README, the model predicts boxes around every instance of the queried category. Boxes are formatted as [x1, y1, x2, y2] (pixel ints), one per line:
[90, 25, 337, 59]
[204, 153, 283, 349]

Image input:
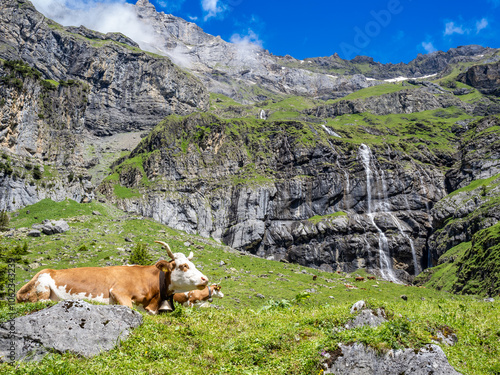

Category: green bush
[0, 211, 9, 230]
[129, 243, 152, 265]
[32, 165, 42, 180]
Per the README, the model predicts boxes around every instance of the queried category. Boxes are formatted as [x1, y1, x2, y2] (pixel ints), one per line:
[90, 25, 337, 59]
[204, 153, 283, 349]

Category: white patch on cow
[34, 273, 110, 304]
[212, 289, 224, 298]
[192, 300, 210, 308]
[35, 273, 52, 295]
[168, 252, 209, 293]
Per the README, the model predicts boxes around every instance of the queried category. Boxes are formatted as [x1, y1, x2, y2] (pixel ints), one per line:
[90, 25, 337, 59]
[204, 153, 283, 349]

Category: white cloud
[476, 18, 489, 33]
[230, 29, 263, 63]
[30, 0, 161, 48]
[230, 29, 263, 48]
[422, 41, 437, 54]
[444, 22, 465, 36]
[201, 0, 225, 21]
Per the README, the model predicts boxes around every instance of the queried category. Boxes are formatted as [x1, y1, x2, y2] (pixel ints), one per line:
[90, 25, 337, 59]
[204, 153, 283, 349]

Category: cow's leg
[144, 298, 162, 315]
[109, 290, 133, 309]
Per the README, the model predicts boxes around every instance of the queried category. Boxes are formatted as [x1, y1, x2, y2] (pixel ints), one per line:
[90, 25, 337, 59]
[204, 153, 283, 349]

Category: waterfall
[359, 144, 372, 214]
[359, 144, 398, 282]
[322, 124, 342, 138]
[388, 213, 420, 275]
[259, 110, 267, 120]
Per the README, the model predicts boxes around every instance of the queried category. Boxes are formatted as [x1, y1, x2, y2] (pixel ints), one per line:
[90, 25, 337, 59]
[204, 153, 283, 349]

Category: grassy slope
[0, 200, 499, 374]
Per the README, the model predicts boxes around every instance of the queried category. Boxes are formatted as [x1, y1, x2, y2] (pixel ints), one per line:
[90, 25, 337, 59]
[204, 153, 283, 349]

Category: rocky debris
[345, 308, 388, 330]
[27, 230, 41, 237]
[324, 343, 462, 374]
[458, 62, 500, 96]
[453, 88, 473, 96]
[350, 300, 366, 314]
[0, 300, 142, 362]
[406, 80, 447, 93]
[432, 327, 458, 347]
[32, 219, 70, 235]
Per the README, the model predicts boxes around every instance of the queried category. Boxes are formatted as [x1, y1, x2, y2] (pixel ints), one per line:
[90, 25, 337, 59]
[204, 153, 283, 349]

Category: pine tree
[129, 243, 152, 265]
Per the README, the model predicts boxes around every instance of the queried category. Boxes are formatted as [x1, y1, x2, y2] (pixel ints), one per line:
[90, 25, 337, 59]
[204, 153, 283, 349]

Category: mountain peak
[136, 0, 153, 7]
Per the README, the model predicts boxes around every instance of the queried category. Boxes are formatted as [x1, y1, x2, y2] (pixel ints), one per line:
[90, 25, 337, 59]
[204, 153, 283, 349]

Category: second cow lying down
[174, 284, 224, 308]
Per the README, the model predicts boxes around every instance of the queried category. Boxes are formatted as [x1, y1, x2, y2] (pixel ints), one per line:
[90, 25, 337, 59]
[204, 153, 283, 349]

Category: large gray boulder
[41, 219, 70, 235]
[0, 300, 142, 362]
[325, 343, 462, 375]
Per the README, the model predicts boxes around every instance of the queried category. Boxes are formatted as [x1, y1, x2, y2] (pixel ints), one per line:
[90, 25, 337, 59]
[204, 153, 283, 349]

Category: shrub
[0, 211, 9, 230]
[129, 243, 152, 265]
[32, 165, 42, 180]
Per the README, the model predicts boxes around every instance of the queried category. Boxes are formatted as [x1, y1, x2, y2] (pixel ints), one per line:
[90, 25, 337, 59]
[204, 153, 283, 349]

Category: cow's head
[155, 241, 209, 293]
[211, 284, 224, 299]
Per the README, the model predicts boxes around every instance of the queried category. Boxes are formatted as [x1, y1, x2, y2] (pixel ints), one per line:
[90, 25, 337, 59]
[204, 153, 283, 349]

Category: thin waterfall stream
[359, 144, 399, 283]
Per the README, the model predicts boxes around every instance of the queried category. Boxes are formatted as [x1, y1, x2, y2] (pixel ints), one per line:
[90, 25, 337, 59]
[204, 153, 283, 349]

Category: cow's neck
[208, 285, 213, 302]
[159, 270, 175, 311]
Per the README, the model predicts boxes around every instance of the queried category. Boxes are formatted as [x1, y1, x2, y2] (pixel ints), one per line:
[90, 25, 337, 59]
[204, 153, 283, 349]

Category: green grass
[327, 83, 409, 103]
[113, 185, 142, 199]
[308, 211, 348, 224]
[447, 173, 500, 199]
[0, 199, 499, 374]
[453, 223, 500, 296]
[323, 106, 471, 152]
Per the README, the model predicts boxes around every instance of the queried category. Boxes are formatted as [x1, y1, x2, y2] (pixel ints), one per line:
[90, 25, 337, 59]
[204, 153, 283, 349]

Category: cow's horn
[155, 241, 175, 260]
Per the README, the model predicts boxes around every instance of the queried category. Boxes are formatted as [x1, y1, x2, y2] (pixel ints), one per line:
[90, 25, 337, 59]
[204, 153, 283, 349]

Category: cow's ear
[155, 260, 174, 272]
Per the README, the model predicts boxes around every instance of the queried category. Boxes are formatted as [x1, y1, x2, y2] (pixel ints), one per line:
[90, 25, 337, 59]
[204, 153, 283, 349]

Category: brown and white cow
[173, 284, 224, 308]
[16, 241, 208, 314]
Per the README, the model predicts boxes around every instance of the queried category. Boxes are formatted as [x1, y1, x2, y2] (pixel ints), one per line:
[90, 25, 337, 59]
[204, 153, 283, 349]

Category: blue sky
[131, 0, 499, 63]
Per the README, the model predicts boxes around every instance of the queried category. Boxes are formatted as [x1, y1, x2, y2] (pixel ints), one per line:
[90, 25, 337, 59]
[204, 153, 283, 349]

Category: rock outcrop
[0, 300, 143, 362]
[304, 88, 471, 118]
[324, 343, 462, 375]
[458, 62, 500, 96]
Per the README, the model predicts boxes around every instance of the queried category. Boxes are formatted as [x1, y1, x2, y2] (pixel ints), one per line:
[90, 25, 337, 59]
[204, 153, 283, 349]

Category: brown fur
[173, 285, 221, 307]
[16, 261, 174, 314]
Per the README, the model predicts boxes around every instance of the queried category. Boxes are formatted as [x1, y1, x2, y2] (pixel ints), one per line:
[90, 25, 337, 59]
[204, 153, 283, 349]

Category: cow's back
[17, 265, 157, 304]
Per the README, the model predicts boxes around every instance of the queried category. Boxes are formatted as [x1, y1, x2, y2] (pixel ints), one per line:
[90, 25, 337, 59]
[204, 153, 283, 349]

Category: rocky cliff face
[428, 116, 500, 261]
[98, 113, 452, 282]
[304, 86, 472, 118]
[458, 62, 500, 97]
[0, 0, 208, 136]
[0, 61, 93, 210]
